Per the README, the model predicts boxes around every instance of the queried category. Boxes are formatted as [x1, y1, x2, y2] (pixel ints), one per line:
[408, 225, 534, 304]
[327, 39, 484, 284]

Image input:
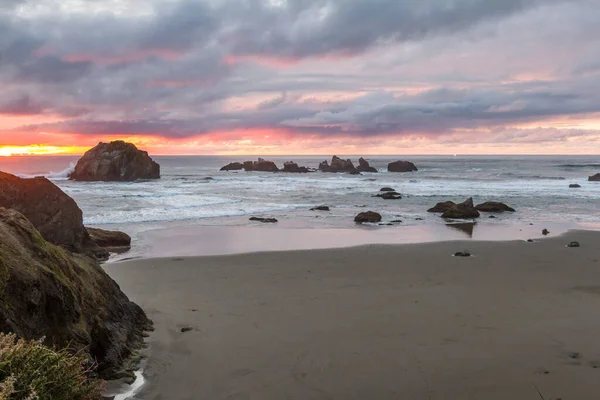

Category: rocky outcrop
[87, 227, 131, 249]
[319, 156, 358, 173]
[354, 211, 382, 223]
[475, 202, 515, 213]
[388, 160, 418, 173]
[589, 173, 600, 181]
[441, 198, 480, 219]
[243, 158, 279, 172]
[357, 157, 378, 173]
[0, 172, 106, 258]
[427, 201, 456, 213]
[0, 208, 152, 380]
[220, 162, 244, 171]
[69, 141, 160, 182]
[282, 162, 310, 173]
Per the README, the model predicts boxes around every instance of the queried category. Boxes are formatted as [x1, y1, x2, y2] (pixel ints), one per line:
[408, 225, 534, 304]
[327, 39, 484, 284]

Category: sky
[1, 0, 600, 156]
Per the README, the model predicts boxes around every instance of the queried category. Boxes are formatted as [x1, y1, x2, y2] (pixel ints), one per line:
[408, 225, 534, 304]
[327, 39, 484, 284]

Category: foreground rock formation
[427, 201, 456, 213]
[388, 160, 418, 172]
[87, 227, 131, 249]
[69, 141, 160, 182]
[441, 198, 480, 219]
[319, 156, 358, 173]
[589, 173, 600, 181]
[0, 208, 151, 379]
[357, 158, 378, 173]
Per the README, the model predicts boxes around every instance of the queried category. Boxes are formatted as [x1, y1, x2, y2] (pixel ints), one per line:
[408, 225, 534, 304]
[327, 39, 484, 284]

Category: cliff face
[0, 208, 152, 379]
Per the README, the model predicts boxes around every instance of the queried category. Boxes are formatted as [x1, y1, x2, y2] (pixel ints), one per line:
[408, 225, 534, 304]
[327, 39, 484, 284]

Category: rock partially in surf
[220, 162, 244, 171]
[357, 157, 378, 173]
[310, 206, 330, 211]
[567, 241, 580, 248]
[282, 161, 310, 173]
[380, 187, 396, 192]
[388, 160, 418, 173]
[87, 227, 131, 249]
[569, 184, 581, 188]
[475, 202, 516, 213]
[427, 201, 456, 213]
[249, 217, 278, 223]
[69, 141, 160, 181]
[374, 192, 402, 200]
[588, 173, 600, 182]
[319, 156, 357, 173]
[441, 198, 480, 219]
[354, 211, 382, 224]
[454, 251, 471, 257]
[243, 158, 279, 172]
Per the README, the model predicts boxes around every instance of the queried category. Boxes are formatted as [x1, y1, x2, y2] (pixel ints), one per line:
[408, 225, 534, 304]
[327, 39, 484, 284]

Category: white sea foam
[111, 370, 145, 400]
[17, 163, 75, 180]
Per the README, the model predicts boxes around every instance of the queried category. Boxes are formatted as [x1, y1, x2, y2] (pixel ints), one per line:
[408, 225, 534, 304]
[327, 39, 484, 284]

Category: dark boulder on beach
[589, 173, 600, 181]
[87, 227, 131, 249]
[319, 156, 358, 173]
[380, 187, 396, 192]
[0, 171, 106, 257]
[475, 202, 516, 213]
[69, 141, 160, 182]
[282, 161, 310, 173]
[357, 157, 378, 173]
[569, 184, 581, 188]
[354, 211, 382, 223]
[0, 207, 152, 380]
[243, 158, 279, 172]
[220, 162, 244, 171]
[388, 160, 418, 173]
[311, 206, 330, 211]
[441, 198, 480, 219]
[249, 217, 278, 223]
[427, 201, 456, 213]
[374, 191, 402, 200]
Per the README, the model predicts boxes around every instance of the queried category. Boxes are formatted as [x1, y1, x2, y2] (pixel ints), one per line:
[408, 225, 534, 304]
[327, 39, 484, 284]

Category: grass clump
[0, 333, 104, 400]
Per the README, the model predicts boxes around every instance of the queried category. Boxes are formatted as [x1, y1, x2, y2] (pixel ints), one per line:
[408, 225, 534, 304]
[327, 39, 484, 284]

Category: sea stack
[589, 173, 600, 181]
[319, 156, 358, 173]
[388, 160, 418, 172]
[69, 140, 160, 182]
[357, 158, 378, 173]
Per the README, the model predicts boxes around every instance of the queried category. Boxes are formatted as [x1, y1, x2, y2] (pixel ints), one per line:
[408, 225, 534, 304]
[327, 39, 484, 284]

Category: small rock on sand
[454, 251, 471, 257]
[567, 241, 580, 248]
[542, 229, 550, 235]
[250, 217, 278, 223]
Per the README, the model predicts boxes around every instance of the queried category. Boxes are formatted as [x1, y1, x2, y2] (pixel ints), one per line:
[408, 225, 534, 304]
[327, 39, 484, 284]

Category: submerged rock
[319, 156, 358, 173]
[441, 198, 480, 219]
[357, 157, 378, 173]
[374, 192, 402, 200]
[69, 141, 160, 182]
[220, 162, 244, 171]
[380, 187, 396, 192]
[454, 251, 471, 257]
[310, 206, 330, 211]
[567, 241, 580, 248]
[475, 202, 516, 212]
[589, 173, 600, 182]
[354, 211, 382, 224]
[243, 158, 279, 172]
[0, 208, 151, 380]
[569, 184, 581, 188]
[282, 161, 310, 173]
[427, 201, 456, 213]
[249, 217, 278, 223]
[388, 160, 418, 172]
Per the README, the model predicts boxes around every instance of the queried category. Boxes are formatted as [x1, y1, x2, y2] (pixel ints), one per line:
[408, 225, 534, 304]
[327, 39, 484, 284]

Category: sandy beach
[105, 230, 600, 400]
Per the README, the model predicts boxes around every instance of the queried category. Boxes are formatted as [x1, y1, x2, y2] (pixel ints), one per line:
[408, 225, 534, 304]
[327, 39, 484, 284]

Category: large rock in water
[589, 173, 600, 181]
[69, 141, 160, 182]
[243, 158, 279, 172]
[0, 208, 152, 379]
[388, 160, 418, 172]
[475, 202, 516, 212]
[354, 211, 382, 223]
[319, 156, 358, 173]
[427, 201, 456, 213]
[441, 198, 480, 219]
[220, 162, 244, 171]
[282, 161, 310, 173]
[357, 157, 378, 173]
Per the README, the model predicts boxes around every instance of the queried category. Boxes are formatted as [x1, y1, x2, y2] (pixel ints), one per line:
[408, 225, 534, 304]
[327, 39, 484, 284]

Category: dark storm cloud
[0, 94, 44, 115]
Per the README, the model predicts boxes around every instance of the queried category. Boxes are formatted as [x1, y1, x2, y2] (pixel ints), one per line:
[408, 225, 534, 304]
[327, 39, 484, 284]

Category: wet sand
[105, 231, 600, 400]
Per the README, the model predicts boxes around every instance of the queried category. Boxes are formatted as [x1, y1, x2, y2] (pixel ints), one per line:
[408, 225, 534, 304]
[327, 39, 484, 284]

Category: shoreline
[104, 230, 600, 400]
[104, 219, 600, 262]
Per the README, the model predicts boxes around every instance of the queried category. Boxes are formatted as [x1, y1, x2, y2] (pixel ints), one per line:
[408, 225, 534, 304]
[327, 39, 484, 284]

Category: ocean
[3, 155, 599, 234]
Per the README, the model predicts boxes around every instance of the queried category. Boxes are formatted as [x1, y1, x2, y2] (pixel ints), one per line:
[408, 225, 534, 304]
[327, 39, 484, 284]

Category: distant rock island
[69, 140, 160, 182]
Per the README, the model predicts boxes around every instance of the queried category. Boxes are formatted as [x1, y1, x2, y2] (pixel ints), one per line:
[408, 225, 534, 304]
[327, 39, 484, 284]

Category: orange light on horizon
[0, 145, 89, 156]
